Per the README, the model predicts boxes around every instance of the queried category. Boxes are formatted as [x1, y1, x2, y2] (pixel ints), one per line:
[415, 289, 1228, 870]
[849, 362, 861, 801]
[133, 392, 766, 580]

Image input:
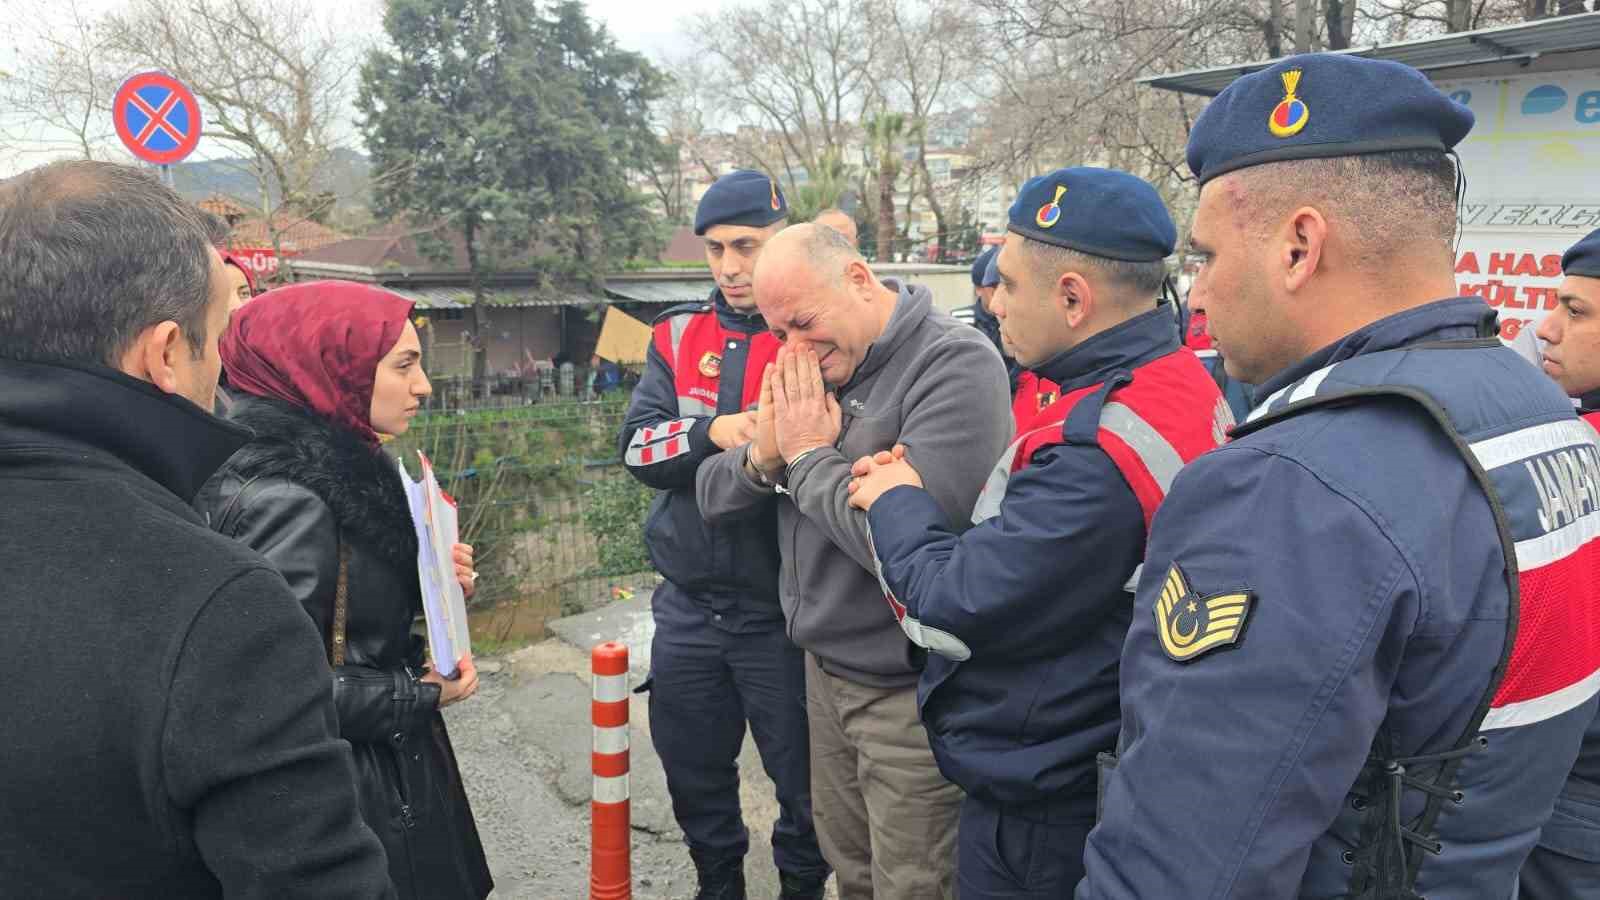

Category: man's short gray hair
[0, 160, 215, 365]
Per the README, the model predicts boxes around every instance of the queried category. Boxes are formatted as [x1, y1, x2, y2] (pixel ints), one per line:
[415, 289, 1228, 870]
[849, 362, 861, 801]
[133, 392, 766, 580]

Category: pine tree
[359, 0, 669, 382]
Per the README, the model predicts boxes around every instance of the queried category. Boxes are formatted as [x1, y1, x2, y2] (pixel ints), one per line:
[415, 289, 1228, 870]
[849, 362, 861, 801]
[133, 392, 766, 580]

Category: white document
[398, 451, 472, 678]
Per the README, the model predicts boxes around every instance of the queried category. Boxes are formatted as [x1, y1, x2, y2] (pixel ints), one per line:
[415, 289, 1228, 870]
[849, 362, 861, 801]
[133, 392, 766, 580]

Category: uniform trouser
[1519, 778, 1600, 899]
[645, 594, 827, 880]
[805, 652, 962, 900]
[957, 796, 1090, 899]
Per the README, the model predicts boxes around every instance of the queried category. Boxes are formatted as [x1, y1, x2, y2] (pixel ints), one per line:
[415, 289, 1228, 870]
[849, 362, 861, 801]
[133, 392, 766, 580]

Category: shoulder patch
[1155, 563, 1254, 662]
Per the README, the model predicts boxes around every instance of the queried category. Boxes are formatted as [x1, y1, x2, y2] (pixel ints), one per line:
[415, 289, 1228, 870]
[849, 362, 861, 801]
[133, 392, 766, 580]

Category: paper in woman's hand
[399, 452, 472, 678]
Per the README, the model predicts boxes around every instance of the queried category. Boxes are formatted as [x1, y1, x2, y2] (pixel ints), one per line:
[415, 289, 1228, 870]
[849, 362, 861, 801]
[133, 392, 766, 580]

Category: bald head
[753, 223, 897, 386]
[758, 222, 862, 288]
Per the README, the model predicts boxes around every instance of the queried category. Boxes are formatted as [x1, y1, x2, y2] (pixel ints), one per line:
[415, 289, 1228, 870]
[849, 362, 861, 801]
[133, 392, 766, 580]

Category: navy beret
[1187, 53, 1474, 186]
[1007, 167, 1176, 262]
[1563, 228, 1600, 279]
[971, 247, 997, 285]
[982, 253, 1001, 287]
[694, 170, 788, 235]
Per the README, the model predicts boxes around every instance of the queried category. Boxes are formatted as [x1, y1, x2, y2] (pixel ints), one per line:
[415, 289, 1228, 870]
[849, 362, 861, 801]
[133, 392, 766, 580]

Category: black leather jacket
[197, 395, 492, 900]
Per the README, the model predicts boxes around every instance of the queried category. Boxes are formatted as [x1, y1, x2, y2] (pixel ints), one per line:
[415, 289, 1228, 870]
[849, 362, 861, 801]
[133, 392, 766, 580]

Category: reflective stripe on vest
[624, 417, 695, 467]
[1469, 415, 1600, 730]
[878, 349, 1226, 660]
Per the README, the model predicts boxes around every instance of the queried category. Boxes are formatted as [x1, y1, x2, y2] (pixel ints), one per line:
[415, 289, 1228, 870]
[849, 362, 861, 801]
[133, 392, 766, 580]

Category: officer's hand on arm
[771, 344, 841, 463]
[847, 445, 921, 511]
[708, 410, 758, 450]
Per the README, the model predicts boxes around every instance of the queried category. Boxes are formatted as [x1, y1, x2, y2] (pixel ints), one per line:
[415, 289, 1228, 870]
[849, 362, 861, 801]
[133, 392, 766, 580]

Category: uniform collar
[1579, 388, 1600, 416]
[0, 357, 250, 502]
[710, 287, 769, 334]
[1033, 306, 1182, 394]
[1253, 297, 1497, 402]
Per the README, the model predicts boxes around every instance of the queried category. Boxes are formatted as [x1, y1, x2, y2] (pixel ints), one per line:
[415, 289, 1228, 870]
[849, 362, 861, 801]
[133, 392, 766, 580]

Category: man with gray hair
[0, 160, 392, 898]
[811, 208, 858, 248]
[698, 223, 1011, 899]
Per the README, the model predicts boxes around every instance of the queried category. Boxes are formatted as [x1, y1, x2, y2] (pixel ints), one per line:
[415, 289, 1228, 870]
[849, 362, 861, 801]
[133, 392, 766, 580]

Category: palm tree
[867, 112, 905, 263]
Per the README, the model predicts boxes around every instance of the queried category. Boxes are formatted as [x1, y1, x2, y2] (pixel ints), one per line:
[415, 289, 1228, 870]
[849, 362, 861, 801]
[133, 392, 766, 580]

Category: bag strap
[329, 540, 351, 666]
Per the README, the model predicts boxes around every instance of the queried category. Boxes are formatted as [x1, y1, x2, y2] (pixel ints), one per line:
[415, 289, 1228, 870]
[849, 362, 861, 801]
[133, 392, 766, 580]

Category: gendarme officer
[1080, 54, 1600, 899]
[847, 167, 1227, 898]
[619, 170, 828, 900]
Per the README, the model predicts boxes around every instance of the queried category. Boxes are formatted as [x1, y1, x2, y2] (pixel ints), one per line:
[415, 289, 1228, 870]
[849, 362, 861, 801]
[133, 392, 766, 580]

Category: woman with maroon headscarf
[196, 281, 492, 900]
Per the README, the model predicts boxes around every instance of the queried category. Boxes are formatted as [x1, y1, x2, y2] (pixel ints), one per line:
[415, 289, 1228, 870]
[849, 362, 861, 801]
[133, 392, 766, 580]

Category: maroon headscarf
[221, 281, 416, 446]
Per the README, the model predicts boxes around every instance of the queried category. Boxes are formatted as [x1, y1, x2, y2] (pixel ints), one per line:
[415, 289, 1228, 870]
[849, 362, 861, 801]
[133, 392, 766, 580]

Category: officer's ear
[1058, 271, 1093, 329]
[1281, 206, 1327, 294]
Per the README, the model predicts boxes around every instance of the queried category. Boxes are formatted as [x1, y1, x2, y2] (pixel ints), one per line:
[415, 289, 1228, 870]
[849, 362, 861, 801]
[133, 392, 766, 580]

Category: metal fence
[388, 389, 656, 648]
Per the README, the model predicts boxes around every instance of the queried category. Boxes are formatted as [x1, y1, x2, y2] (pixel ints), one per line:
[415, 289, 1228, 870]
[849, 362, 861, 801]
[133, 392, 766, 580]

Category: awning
[1141, 13, 1600, 97]
[605, 278, 715, 305]
[382, 285, 608, 309]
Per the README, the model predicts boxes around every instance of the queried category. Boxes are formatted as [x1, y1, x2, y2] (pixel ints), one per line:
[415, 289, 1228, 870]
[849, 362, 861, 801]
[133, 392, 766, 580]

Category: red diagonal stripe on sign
[130, 91, 183, 145]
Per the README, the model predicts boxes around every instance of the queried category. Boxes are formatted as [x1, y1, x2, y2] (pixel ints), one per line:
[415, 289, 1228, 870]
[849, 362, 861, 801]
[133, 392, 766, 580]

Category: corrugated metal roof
[604, 278, 715, 304]
[383, 285, 606, 309]
[1142, 13, 1600, 96]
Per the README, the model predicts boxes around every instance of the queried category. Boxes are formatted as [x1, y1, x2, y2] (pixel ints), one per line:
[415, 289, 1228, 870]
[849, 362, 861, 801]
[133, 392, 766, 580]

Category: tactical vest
[882, 348, 1229, 660]
[1238, 340, 1600, 898]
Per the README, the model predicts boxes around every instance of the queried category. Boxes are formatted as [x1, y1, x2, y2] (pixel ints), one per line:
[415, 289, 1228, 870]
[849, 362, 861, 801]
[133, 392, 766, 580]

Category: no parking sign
[112, 72, 202, 166]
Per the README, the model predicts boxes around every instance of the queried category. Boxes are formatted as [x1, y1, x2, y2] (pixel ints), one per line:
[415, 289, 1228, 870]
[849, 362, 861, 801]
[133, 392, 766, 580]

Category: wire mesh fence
[388, 388, 657, 649]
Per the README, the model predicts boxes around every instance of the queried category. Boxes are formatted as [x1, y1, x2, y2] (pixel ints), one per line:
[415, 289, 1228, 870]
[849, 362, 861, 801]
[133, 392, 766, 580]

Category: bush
[584, 472, 656, 577]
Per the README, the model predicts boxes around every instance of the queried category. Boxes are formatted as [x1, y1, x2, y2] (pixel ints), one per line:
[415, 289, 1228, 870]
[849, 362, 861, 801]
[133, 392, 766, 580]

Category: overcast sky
[0, 0, 731, 177]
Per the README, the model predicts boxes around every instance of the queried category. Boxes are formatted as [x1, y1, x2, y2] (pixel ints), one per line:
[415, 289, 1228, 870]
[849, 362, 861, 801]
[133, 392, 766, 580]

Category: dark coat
[197, 394, 492, 900]
[0, 358, 393, 899]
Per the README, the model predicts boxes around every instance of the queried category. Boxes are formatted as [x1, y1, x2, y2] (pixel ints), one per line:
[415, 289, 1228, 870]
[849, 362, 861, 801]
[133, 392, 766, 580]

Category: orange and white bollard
[590, 641, 631, 900]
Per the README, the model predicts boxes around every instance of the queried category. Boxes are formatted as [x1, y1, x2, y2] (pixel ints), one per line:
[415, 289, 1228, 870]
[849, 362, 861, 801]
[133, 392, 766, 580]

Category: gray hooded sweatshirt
[696, 280, 1011, 688]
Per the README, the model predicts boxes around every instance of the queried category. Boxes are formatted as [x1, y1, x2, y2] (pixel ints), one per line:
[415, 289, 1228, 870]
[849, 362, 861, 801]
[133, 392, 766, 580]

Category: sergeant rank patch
[1155, 563, 1254, 662]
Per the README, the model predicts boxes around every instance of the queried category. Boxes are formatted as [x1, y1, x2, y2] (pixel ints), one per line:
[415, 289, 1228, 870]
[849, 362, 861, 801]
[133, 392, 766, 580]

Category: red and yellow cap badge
[769, 179, 782, 211]
[699, 351, 722, 379]
[1269, 69, 1309, 138]
[1034, 184, 1066, 229]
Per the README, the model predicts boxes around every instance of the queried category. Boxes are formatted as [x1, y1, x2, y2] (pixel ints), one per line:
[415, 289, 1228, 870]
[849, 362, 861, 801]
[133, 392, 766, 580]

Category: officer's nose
[1536, 310, 1562, 346]
[991, 286, 1009, 319]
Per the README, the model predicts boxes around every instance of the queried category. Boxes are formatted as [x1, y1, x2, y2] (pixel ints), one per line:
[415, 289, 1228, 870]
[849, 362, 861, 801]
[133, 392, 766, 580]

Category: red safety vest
[976, 348, 1231, 531]
[652, 308, 780, 417]
[626, 306, 780, 467]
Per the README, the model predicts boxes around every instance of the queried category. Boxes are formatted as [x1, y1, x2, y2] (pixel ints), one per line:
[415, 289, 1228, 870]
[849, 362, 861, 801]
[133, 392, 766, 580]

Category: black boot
[688, 849, 746, 900]
[777, 871, 828, 900]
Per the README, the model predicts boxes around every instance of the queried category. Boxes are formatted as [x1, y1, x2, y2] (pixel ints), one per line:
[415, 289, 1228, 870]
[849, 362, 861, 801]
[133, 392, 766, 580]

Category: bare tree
[684, 0, 873, 184]
[643, 56, 730, 224]
[0, 0, 125, 162]
[867, 0, 974, 261]
[101, 0, 365, 273]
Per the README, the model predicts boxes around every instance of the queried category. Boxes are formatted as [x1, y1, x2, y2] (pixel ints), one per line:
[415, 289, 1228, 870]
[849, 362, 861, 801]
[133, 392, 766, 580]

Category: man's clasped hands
[703, 343, 923, 509]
